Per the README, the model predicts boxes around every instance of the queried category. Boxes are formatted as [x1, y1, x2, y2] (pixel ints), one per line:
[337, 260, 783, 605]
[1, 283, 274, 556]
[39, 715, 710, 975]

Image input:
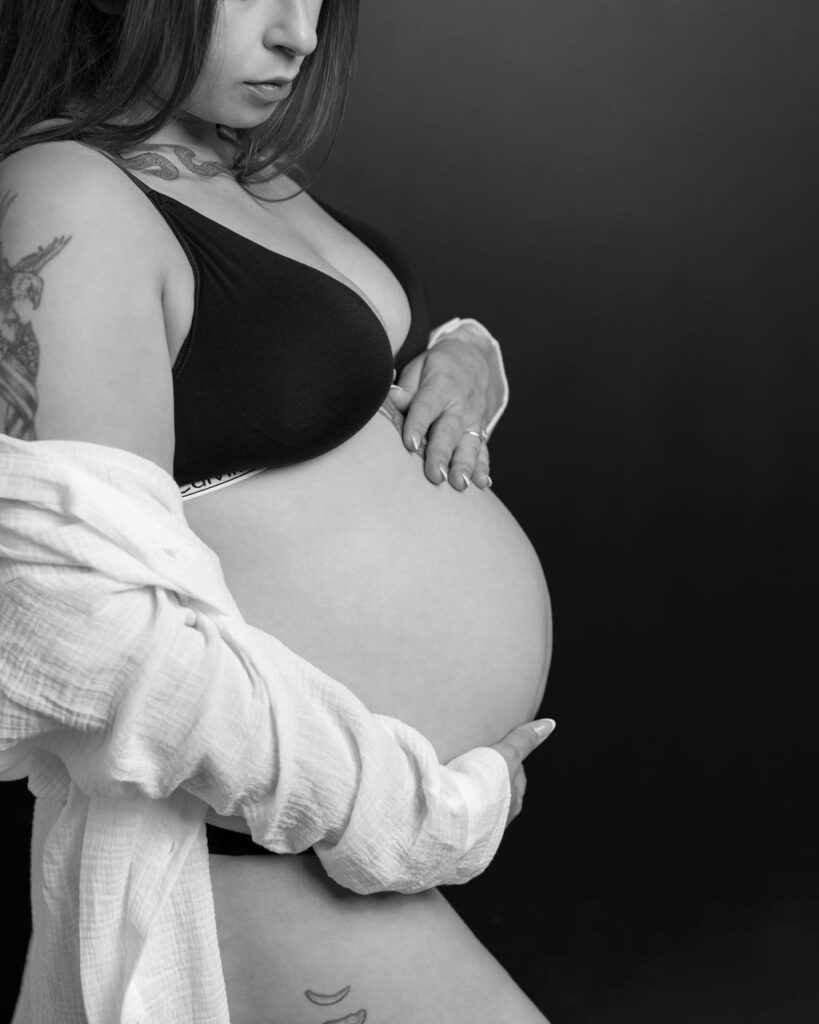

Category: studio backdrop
[4, 2, 818, 1022]
[317, 1, 819, 1019]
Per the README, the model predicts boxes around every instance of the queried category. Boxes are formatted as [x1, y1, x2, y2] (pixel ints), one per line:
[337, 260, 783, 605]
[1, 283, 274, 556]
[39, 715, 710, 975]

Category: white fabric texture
[0, 434, 511, 1024]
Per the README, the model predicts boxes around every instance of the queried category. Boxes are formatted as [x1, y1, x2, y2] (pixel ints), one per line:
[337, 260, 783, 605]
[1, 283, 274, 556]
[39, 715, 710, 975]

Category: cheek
[202, 3, 235, 80]
[188, 24, 232, 107]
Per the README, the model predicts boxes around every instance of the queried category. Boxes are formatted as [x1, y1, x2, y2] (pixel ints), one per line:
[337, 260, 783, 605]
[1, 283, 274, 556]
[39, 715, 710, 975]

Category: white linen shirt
[0, 435, 510, 1024]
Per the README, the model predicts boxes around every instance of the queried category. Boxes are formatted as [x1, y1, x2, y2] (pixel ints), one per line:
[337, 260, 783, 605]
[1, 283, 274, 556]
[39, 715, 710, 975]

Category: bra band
[180, 468, 266, 501]
[179, 397, 424, 502]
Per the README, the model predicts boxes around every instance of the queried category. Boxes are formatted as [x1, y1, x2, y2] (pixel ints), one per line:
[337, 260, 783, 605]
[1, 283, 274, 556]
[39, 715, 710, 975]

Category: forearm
[0, 562, 509, 893]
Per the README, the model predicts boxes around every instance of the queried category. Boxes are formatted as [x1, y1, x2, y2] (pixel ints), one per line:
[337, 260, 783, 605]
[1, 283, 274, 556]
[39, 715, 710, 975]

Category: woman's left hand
[389, 331, 493, 491]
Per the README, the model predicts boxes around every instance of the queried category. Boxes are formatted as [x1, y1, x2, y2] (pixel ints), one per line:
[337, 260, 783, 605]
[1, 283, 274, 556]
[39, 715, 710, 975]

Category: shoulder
[1, 141, 160, 250]
[0, 140, 174, 335]
[0, 139, 169, 341]
[0, 140, 175, 471]
[3, 140, 137, 203]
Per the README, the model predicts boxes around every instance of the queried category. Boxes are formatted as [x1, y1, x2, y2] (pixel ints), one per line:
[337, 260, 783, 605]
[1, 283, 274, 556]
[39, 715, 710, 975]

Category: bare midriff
[185, 408, 552, 771]
[144, 161, 551, 1015]
[190, 407, 553, 1020]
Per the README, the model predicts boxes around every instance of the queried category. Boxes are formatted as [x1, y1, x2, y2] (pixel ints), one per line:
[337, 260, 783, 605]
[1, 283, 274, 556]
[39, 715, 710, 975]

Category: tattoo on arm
[305, 985, 367, 1023]
[0, 191, 71, 440]
[115, 143, 232, 181]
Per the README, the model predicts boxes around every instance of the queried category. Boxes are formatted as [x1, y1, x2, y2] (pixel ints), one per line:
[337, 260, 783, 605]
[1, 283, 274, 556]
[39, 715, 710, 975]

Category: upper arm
[0, 142, 175, 473]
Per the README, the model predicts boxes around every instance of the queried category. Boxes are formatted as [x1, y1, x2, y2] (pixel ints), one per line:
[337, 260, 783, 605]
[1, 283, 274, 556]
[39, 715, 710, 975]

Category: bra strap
[99, 151, 157, 195]
[73, 139, 157, 196]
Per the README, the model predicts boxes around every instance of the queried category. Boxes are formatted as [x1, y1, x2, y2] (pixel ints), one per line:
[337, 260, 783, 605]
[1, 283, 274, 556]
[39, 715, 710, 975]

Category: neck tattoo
[116, 143, 232, 181]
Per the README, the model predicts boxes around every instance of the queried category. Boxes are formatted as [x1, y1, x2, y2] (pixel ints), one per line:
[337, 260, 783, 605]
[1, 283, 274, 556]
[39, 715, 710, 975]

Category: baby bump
[184, 412, 552, 761]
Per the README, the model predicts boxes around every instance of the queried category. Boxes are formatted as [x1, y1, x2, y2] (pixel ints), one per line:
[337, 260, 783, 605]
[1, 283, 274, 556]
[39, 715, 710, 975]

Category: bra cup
[77, 145, 433, 482]
[161, 200, 398, 485]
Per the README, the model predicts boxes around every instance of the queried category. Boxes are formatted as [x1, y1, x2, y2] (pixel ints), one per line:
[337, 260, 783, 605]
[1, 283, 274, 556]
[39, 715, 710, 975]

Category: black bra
[105, 159, 431, 485]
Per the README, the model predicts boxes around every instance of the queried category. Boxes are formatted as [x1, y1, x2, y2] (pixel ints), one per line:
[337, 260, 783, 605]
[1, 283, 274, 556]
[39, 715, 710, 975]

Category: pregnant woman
[0, 1, 553, 1021]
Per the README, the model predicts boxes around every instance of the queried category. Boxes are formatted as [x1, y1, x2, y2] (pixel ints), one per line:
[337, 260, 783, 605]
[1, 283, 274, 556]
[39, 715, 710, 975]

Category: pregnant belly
[184, 411, 552, 763]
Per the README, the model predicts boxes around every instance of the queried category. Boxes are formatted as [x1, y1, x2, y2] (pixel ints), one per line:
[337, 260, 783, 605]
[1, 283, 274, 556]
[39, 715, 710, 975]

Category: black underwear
[205, 823, 316, 857]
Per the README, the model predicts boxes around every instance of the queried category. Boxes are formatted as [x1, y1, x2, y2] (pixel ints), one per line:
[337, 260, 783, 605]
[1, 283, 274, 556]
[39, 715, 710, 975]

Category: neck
[145, 118, 237, 165]
[116, 99, 237, 166]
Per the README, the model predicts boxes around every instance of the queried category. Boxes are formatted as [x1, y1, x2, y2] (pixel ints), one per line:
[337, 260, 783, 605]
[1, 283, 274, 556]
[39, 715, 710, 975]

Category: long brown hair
[0, 0, 359, 186]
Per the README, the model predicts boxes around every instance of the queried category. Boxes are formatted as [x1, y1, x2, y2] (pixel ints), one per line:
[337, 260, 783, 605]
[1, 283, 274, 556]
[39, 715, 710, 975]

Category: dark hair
[0, 0, 359, 186]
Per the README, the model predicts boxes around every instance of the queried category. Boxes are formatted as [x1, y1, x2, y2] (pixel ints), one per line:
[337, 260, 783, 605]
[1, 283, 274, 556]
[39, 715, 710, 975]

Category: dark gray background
[317, 2, 819, 1020]
[4, 3, 819, 1021]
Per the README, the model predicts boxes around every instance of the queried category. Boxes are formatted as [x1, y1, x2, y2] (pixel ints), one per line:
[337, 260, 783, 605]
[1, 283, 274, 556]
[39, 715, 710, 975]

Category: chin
[234, 111, 276, 129]
[218, 110, 274, 131]
[184, 95, 274, 132]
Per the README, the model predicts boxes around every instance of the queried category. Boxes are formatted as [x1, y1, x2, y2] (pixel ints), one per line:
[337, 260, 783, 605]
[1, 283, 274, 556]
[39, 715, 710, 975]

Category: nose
[263, 0, 319, 60]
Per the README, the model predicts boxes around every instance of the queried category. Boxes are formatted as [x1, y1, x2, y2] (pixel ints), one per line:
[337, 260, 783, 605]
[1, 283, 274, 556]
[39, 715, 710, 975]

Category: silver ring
[465, 428, 488, 443]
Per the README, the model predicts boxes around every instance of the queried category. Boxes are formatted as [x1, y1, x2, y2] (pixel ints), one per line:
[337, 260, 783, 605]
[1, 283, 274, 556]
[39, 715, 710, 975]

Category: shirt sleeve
[0, 564, 510, 895]
[427, 318, 510, 436]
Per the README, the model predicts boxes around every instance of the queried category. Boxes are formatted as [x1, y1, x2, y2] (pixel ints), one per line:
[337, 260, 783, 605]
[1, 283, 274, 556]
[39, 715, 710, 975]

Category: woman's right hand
[489, 719, 556, 825]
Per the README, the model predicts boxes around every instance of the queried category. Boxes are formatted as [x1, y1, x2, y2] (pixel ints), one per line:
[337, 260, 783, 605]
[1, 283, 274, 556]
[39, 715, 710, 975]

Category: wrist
[428, 318, 509, 436]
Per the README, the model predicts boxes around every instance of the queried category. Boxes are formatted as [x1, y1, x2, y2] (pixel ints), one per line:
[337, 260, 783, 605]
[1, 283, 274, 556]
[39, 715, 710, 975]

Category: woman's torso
[81, 143, 553, 763]
[11, 138, 553, 1022]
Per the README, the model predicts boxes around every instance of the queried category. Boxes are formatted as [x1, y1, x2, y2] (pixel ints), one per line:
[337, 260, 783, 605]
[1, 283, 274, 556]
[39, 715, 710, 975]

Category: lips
[243, 79, 294, 103]
[245, 78, 294, 86]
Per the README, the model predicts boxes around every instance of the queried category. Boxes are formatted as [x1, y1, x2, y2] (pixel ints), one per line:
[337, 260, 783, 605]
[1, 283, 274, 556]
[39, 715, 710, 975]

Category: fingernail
[461, 472, 471, 489]
[390, 383, 404, 391]
[486, 475, 493, 488]
[411, 435, 420, 452]
[438, 465, 449, 483]
[532, 718, 556, 740]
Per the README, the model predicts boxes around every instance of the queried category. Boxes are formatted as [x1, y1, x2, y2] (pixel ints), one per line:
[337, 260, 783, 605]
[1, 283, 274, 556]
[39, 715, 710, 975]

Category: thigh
[208, 853, 549, 1024]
